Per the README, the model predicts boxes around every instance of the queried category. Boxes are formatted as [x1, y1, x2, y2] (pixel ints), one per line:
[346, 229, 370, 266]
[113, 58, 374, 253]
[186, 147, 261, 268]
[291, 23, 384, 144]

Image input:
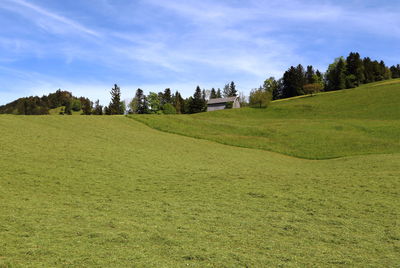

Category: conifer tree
[188, 86, 206, 113]
[210, 88, 217, 99]
[346, 52, 365, 86]
[132, 88, 148, 114]
[216, 88, 222, 98]
[229, 81, 237, 97]
[108, 84, 124, 114]
[305, 65, 316, 84]
[161, 88, 172, 105]
[93, 100, 103, 115]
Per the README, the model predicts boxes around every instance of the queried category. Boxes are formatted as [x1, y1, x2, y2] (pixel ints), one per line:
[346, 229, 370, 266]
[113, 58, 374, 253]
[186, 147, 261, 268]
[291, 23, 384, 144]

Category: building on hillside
[207, 96, 240, 112]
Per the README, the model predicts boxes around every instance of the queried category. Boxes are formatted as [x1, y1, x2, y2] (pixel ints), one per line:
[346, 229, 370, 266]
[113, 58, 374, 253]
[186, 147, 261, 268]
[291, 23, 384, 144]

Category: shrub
[249, 88, 272, 108]
[303, 83, 323, 96]
[71, 99, 82, 112]
[162, 103, 177, 114]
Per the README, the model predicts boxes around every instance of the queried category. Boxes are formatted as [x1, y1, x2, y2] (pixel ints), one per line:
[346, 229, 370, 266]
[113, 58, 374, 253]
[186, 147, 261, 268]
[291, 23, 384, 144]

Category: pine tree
[210, 88, 217, 99]
[161, 88, 172, 106]
[188, 86, 205, 113]
[132, 88, 148, 114]
[216, 88, 222, 98]
[346, 52, 365, 86]
[173, 91, 184, 114]
[93, 100, 103, 115]
[305, 65, 316, 84]
[222, 84, 230, 97]
[108, 84, 124, 115]
[229, 81, 237, 97]
[282, 64, 305, 98]
[390, 64, 400, 78]
[363, 57, 374, 83]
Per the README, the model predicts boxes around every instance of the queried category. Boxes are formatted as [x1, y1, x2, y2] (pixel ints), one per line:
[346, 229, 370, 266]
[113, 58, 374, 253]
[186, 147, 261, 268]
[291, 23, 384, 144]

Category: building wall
[233, 100, 241, 109]
[207, 103, 226, 112]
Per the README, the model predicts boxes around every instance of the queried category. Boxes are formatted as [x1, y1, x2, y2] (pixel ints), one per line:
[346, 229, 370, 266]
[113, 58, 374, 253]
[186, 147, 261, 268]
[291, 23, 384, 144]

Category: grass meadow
[132, 80, 400, 159]
[0, 80, 399, 266]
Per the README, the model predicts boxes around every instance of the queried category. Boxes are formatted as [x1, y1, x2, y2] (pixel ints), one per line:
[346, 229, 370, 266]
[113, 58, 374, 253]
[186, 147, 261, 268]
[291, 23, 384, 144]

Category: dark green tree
[305, 65, 316, 84]
[108, 84, 124, 115]
[325, 57, 346, 91]
[229, 81, 237, 97]
[71, 99, 82, 112]
[282, 64, 305, 98]
[390, 64, 400, 78]
[210, 88, 217, 99]
[161, 88, 172, 106]
[132, 88, 149, 114]
[64, 99, 72, 115]
[80, 97, 92, 115]
[173, 91, 184, 114]
[93, 100, 103, 115]
[216, 88, 222, 98]
[346, 52, 365, 86]
[188, 86, 206, 113]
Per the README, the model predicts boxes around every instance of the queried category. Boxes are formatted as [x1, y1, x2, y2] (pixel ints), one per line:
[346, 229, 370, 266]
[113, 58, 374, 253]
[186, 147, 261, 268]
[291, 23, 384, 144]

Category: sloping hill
[0, 115, 399, 266]
[131, 80, 400, 159]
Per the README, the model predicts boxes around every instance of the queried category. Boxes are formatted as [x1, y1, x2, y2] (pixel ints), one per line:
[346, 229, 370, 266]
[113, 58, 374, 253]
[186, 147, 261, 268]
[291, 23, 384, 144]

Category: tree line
[1, 52, 399, 115]
[112, 81, 238, 115]
[255, 52, 400, 104]
[0, 89, 92, 115]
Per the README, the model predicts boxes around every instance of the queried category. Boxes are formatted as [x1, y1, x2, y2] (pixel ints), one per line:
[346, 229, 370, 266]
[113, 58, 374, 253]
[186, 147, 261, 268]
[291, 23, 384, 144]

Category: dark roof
[207, 96, 237, 105]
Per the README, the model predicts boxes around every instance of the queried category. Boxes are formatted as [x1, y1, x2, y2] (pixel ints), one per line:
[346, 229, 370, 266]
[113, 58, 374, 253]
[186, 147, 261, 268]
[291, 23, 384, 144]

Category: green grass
[131, 80, 400, 159]
[0, 115, 399, 267]
[49, 106, 83, 115]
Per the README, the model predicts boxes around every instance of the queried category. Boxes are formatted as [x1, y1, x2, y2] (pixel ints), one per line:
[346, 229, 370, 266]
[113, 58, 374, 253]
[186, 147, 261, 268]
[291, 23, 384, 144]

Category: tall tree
[161, 88, 172, 106]
[390, 64, 400, 78]
[222, 83, 230, 97]
[108, 84, 124, 115]
[131, 88, 148, 114]
[346, 52, 365, 86]
[93, 100, 103, 115]
[147, 92, 161, 113]
[282, 64, 305, 98]
[229, 81, 237, 97]
[210, 88, 217, 99]
[325, 57, 346, 91]
[173, 91, 184, 114]
[80, 97, 92, 115]
[216, 88, 222, 98]
[305, 65, 316, 84]
[363, 57, 374, 83]
[188, 86, 206, 113]
[263, 77, 280, 100]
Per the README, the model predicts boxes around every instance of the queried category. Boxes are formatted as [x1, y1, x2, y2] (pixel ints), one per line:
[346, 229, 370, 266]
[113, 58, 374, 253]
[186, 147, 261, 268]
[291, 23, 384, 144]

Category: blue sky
[1, 0, 400, 105]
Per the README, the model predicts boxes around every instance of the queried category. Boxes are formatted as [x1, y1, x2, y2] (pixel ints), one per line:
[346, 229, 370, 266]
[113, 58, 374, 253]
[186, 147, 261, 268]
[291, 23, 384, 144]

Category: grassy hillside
[131, 80, 400, 159]
[49, 106, 83, 115]
[0, 115, 399, 267]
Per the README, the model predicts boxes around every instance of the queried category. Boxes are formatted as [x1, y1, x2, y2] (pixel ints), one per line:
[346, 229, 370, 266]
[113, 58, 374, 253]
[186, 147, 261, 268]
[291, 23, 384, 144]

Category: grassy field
[131, 80, 400, 159]
[49, 106, 83, 115]
[1, 80, 400, 266]
[0, 115, 399, 267]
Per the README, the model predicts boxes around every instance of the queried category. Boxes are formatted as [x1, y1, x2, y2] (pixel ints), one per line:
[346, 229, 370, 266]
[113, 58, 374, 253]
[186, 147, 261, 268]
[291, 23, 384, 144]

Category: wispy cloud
[0, 0, 100, 37]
